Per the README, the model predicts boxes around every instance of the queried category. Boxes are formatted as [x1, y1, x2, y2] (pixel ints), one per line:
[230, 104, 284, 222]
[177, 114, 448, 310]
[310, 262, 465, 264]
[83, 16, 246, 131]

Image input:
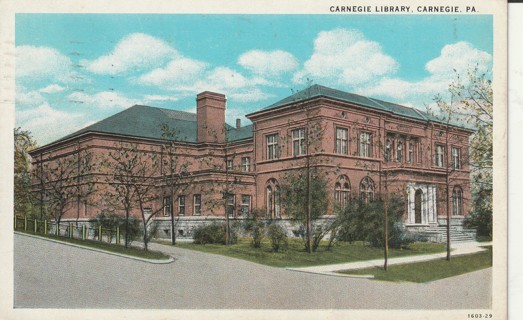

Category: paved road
[14, 234, 491, 309]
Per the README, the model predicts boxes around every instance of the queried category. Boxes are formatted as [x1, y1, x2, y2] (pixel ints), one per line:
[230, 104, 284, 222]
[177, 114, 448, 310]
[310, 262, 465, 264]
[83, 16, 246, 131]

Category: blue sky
[15, 14, 493, 145]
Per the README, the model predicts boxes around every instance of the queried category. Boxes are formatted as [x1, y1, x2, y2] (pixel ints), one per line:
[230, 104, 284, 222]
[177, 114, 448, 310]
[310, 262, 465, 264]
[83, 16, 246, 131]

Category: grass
[175, 238, 446, 268]
[339, 246, 492, 283]
[16, 230, 170, 260]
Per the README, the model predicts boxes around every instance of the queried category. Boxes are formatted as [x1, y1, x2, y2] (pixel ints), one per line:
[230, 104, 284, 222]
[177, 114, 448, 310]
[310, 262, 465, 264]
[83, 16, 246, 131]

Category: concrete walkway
[287, 241, 491, 277]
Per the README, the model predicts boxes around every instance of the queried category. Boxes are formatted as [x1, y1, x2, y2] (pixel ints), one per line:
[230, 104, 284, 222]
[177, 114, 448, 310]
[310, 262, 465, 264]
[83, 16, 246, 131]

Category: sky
[15, 14, 493, 145]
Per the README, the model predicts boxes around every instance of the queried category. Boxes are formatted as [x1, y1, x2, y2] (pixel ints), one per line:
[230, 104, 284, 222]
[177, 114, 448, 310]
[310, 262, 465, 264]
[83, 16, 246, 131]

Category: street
[14, 233, 491, 309]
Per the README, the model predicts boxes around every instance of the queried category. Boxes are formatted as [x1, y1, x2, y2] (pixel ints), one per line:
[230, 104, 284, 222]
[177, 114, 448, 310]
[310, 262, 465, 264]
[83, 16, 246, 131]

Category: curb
[286, 267, 374, 279]
[15, 231, 175, 264]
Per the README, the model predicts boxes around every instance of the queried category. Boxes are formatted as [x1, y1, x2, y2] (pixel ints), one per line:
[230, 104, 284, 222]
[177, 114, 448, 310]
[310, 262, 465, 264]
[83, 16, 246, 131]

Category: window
[452, 147, 461, 170]
[360, 177, 375, 203]
[193, 194, 201, 215]
[178, 196, 185, 216]
[384, 139, 391, 162]
[241, 157, 250, 172]
[266, 179, 281, 218]
[452, 187, 463, 216]
[226, 159, 233, 171]
[241, 194, 251, 215]
[408, 141, 414, 163]
[435, 144, 444, 167]
[335, 127, 348, 155]
[226, 194, 235, 217]
[292, 128, 306, 156]
[359, 131, 372, 157]
[397, 141, 403, 162]
[334, 176, 351, 209]
[266, 134, 279, 160]
[163, 196, 172, 216]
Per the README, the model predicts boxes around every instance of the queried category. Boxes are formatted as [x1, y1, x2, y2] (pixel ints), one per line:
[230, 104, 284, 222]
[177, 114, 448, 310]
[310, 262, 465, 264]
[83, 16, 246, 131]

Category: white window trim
[335, 127, 348, 155]
[292, 128, 306, 156]
[193, 194, 201, 216]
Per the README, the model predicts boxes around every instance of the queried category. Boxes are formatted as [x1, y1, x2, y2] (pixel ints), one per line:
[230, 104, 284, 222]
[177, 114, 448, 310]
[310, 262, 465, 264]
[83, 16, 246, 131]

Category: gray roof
[257, 84, 438, 123]
[57, 105, 252, 144]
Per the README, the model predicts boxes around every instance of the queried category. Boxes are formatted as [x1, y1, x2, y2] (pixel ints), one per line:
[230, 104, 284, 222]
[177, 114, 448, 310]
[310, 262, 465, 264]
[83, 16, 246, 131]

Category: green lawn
[17, 231, 170, 260]
[340, 246, 492, 283]
[175, 238, 445, 268]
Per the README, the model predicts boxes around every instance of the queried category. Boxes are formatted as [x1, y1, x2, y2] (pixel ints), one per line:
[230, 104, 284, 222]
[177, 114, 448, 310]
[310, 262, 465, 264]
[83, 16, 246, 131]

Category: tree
[14, 128, 37, 218]
[32, 147, 95, 230]
[103, 142, 161, 250]
[431, 66, 492, 257]
[160, 124, 195, 245]
[281, 167, 330, 252]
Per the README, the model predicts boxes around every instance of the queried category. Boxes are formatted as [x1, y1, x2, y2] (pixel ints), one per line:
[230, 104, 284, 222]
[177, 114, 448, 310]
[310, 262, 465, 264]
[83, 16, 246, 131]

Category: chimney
[196, 91, 226, 144]
[236, 118, 241, 129]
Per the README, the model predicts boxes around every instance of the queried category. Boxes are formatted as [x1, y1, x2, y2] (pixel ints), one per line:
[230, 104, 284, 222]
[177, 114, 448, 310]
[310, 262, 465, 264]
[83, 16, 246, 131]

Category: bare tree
[103, 142, 161, 250]
[14, 128, 37, 218]
[32, 148, 95, 231]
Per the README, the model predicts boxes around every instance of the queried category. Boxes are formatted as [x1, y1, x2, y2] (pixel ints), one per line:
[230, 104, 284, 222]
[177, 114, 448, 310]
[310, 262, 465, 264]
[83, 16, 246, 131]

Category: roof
[54, 105, 253, 145]
[252, 84, 439, 123]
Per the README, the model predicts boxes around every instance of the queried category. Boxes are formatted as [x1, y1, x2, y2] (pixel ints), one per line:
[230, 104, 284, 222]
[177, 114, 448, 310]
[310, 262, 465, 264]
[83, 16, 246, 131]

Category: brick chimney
[196, 91, 226, 144]
[236, 118, 241, 129]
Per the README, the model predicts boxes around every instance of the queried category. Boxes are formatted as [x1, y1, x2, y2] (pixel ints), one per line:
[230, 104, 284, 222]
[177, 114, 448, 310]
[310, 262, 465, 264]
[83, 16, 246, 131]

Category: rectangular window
[241, 157, 250, 172]
[163, 196, 172, 216]
[359, 131, 372, 157]
[226, 194, 235, 217]
[241, 194, 251, 216]
[292, 128, 306, 156]
[335, 127, 348, 154]
[435, 144, 444, 167]
[226, 159, 233, 171]
[451, 147, 461, 170]
[408, 141, 414, 163]
[178, 195, 185, 216]
[193, 194, 201, 215]
[266, 134, 279, 160]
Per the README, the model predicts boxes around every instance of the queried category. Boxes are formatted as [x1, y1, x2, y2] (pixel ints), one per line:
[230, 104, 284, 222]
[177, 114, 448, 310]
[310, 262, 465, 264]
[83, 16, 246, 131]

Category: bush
[335, 195, 412, 249]
[193, 223, 238, 245]
[267, 224, 288, 252]
[244, 209, 266, 248]
[89, 211, 140, 245]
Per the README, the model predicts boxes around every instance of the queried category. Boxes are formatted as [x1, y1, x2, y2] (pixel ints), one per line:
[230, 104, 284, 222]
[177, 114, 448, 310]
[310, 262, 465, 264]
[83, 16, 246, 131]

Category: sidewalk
[286, 241, 491, 278]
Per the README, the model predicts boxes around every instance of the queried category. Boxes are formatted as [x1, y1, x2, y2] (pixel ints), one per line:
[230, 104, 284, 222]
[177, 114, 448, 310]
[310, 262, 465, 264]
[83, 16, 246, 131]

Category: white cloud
[68, 91, 139, 110]
[39, 84, 65, 94]
[143, 95, 179, 103]
[425, 41, 492, 79]
[85, 33, 177, 75]
[16, 103, 91, 145]
[16, 46, 73, 82]
[360, 42, 492, 104]
[293, 29, 399, 87]
[228, 88, 275, 103]
[138, 58, 208, 89]
[238, 50, 298, 77]
[16, 87, 44, 107]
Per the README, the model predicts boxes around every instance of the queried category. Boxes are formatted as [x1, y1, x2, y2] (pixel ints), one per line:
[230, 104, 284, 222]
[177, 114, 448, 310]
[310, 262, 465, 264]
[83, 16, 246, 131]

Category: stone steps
[415, 226, 476, 243]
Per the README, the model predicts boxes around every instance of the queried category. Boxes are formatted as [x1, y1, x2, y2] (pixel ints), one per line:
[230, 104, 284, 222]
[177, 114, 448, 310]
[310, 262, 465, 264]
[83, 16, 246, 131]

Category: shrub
[89, 211, 140, 245]
[243, 209, 266, 248]
[193, 223, 238, 245]
[267, 224, 288, 252]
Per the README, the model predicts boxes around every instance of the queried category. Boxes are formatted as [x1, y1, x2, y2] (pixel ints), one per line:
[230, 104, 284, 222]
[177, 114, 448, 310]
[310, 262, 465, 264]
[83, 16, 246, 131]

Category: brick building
[29, 85, 473, 241]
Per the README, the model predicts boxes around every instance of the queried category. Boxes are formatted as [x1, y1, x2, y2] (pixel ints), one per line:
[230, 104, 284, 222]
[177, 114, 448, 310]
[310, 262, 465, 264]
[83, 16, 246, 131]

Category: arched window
[334, 175, 351, 209]
[266, 179, 281, 218]
[360, 177, 375, 203]
[452, 186, 463, 216]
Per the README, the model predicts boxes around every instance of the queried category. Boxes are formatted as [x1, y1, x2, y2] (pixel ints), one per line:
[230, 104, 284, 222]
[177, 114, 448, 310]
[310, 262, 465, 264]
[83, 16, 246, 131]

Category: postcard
[0, 0, 507, 319]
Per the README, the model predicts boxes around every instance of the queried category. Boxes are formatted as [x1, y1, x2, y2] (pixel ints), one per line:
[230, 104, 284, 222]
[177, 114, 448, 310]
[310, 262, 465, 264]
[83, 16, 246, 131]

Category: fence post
[56, 222, 59, 236]
[24, 216, 27, 231]
[14, 216, 16, 230]
[44, 220, 47, 235]
[116, 226, 120, 245]
[34, 219, 37, 233]
[82, 225, 86, 240]
[70, 223, 74, 239]
[99, 225, 102, 242]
